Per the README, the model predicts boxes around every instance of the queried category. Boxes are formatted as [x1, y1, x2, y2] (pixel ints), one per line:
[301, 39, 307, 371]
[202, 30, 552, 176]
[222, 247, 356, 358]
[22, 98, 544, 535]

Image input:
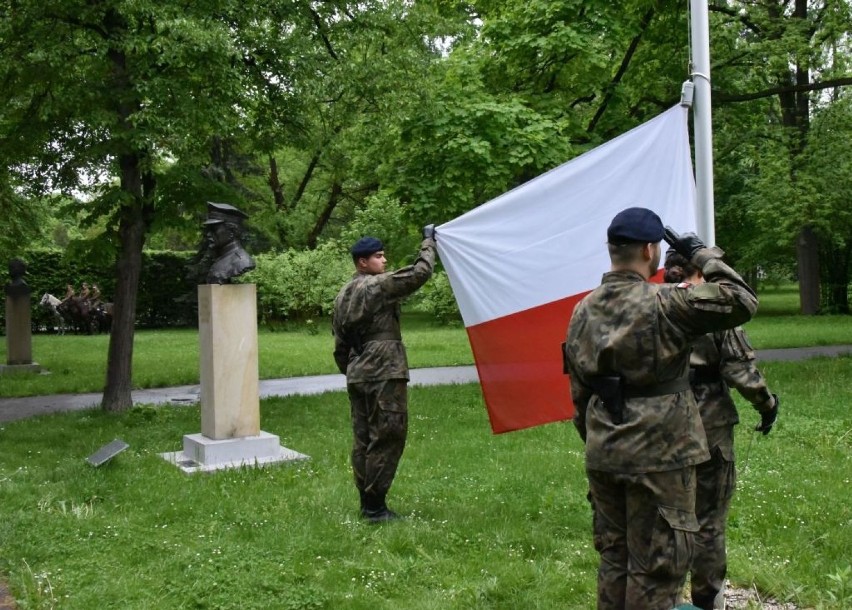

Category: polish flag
[436, 105, 698, 433]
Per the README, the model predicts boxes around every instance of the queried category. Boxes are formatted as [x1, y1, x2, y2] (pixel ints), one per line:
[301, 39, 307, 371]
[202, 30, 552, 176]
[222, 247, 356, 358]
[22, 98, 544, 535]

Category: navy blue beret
[350, 236, 384, 258]
[607, 207, 665, 244]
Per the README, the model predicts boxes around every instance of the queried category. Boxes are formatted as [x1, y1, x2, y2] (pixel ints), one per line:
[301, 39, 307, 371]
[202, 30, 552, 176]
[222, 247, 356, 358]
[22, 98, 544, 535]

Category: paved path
[1, 345, 850, 424]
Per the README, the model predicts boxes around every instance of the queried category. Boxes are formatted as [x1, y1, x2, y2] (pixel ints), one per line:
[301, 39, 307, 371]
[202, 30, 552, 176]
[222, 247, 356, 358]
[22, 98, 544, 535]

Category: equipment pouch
[588, 376, 624, 425]
[346, 329, 364, 355]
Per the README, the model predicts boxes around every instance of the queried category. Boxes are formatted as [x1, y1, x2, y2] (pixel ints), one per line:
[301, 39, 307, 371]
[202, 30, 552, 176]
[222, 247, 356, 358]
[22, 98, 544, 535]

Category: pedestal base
[0, 362, 41, 375]
[160, 431, 308, 474]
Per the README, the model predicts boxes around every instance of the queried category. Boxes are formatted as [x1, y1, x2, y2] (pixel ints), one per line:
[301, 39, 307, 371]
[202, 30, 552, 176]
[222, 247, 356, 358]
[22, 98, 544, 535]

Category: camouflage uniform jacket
[565, 250, 758, 474]
[332, 238, 436, 383]
[689, 328, 775, 432]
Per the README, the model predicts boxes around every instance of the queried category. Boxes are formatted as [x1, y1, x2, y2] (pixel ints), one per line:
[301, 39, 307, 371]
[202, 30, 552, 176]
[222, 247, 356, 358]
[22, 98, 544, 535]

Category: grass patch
[0, 315, 474, 398]
[0, 284, 850, 397]
[753, 282, 802, 316]
[0, 356, 850, 608]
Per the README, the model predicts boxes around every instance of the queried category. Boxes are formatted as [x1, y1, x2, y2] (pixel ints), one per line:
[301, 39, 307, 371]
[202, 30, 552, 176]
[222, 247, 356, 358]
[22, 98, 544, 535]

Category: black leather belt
[622, 376, 692, 398]
[362, 331, 401, 342]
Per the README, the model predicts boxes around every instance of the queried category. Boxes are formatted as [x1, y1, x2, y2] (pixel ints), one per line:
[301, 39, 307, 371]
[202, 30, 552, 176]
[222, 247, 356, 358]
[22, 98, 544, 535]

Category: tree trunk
[102, 153, 153, 411]
[782, 0, 818, 314]
[796, 225, 820, 315]
[268, 156, 286, 211]
[306, 181, 342, 249]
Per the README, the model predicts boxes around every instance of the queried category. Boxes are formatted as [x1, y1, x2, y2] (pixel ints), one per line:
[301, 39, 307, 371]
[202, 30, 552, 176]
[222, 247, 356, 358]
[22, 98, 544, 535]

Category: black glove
[423, 224, 436, 240]
[755, 394, 779, 435]
[663, 226, 706, 260]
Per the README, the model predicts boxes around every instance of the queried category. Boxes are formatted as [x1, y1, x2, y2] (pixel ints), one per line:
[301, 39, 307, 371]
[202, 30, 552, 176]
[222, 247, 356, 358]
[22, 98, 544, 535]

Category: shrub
[414, 270, 461, 325]
[339, 194, 420, 268]
[247, 241, 352, 322]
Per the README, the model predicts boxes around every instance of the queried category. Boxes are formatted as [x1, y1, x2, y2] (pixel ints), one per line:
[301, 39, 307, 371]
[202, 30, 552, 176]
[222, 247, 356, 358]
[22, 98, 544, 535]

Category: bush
[339, 194, 420, 268]
[414, 270, 461, 325]
[247, 241, 353, 323]
[1, 241, 456, 333]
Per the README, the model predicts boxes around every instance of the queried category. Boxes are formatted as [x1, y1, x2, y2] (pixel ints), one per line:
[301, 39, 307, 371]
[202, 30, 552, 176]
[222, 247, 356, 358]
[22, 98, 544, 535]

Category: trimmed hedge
[2, 243, 458, 333]
[1, 249, 196, 332]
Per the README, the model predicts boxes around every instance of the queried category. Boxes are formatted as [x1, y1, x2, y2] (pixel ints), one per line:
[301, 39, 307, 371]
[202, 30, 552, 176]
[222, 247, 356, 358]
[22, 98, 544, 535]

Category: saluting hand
[755, 394, 779, 435]
[664, 226, 706, 260]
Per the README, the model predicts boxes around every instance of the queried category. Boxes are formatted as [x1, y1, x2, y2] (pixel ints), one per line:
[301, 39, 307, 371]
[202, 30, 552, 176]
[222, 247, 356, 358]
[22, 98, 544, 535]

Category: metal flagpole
[689, 0, 716, 246]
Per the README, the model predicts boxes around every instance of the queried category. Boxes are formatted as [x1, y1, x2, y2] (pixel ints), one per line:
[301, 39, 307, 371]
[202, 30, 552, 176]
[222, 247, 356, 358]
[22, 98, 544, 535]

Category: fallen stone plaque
[86, 439, 129, 467]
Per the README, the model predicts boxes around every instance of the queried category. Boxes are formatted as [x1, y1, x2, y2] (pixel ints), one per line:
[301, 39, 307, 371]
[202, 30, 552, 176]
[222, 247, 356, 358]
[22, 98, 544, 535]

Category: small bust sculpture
[202, 202, 256, 284]
[5, 258, 30, 297]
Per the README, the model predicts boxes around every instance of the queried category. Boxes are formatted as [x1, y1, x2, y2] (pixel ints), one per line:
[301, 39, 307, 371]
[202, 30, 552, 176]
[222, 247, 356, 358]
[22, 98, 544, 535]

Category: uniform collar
[601, 269, 648, 284]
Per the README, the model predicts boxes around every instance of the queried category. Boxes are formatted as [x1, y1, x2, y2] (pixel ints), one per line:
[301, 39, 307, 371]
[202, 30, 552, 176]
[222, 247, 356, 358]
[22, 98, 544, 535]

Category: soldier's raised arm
[376, 228, 437, 300]
[662, 228, 758, 338]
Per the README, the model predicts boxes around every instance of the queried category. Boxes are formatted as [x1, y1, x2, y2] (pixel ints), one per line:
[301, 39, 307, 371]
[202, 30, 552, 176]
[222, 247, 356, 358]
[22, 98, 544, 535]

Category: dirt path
[727, 584, 803, 609]
[0, 579, 16, 610]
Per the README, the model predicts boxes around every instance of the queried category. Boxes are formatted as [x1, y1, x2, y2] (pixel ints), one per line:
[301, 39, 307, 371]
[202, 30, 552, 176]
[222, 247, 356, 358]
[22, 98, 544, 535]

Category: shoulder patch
[690, 283, 723, 299]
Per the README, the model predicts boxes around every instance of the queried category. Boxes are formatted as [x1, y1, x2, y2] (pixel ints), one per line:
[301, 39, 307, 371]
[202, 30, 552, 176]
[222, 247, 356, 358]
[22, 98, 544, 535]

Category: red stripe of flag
[466, 291, 588, 433]
[467, 270, 665, 433]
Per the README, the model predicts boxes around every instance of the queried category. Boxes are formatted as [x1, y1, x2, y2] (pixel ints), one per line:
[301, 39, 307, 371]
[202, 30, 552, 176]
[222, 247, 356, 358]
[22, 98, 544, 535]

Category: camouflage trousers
[690, 426, 736, 610]
[587, 466, 699, 610]
[348, 379, 408, 499]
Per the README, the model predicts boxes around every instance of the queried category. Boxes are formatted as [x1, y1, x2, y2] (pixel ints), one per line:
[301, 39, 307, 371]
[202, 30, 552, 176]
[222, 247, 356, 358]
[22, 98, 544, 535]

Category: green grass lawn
[0, 357, 850, 608]
[0, 315, 474, 398]
[1, 285, 851, 398]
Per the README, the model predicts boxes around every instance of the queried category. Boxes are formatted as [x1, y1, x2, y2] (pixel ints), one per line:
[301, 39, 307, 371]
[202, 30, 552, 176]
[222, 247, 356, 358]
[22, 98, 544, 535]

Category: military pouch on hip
[588, 376, 624, 425]
[346, 331, 364, 355]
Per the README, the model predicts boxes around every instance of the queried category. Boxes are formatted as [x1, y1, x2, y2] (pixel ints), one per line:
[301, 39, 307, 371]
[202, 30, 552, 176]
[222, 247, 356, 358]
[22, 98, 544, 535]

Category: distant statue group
[34, 201, 254, 333]
[39, 282, 113, 335]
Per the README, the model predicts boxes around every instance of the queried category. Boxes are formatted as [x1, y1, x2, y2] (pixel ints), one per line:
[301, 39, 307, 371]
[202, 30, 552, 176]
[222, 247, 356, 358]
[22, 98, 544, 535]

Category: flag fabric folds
[436, 105, 698, 433]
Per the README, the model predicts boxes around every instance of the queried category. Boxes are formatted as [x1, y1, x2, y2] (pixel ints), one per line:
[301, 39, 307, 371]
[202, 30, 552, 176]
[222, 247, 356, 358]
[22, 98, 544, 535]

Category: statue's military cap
[607, 207, 665, 245]
[203, 202, 249, 225]
[350, 236, 384, 258]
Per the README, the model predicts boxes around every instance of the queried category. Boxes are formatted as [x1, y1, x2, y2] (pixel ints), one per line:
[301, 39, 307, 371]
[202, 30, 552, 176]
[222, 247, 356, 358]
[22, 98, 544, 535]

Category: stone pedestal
[198, 284, 260, 439]
[161, 432, 307, 473]
[6, 293, 33, 365]
[2, 292, 40, 375]
[161, 283, 307, 473]
[0, 363, 41, 375]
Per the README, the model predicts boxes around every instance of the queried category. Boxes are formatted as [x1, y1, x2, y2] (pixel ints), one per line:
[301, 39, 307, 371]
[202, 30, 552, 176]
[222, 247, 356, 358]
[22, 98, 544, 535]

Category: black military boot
[358, 489, 368, 517]
[361, 492, 399, 523]
[691, 591, 719, 610]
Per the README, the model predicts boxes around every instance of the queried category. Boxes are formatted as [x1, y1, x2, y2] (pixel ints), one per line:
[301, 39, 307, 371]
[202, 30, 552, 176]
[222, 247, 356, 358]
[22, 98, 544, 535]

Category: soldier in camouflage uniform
[333, 227, 436, 522]
[564, 207, 759, 610]
[664, 250, 779, 610]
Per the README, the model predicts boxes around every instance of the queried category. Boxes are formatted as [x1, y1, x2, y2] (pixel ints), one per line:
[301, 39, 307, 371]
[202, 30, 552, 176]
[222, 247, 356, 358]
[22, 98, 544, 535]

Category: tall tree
[708, 0, 852, 312]
[793, 93, 852, 312]
[0, 0, 269, 409]
[212, 0, 466, 249]
[378, 0, 671, 221]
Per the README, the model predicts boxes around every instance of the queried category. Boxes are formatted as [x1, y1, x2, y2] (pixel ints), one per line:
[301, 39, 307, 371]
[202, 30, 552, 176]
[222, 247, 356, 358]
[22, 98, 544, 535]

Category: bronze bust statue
[201, 202, 256, 284]
[5, 258, 30, 297]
